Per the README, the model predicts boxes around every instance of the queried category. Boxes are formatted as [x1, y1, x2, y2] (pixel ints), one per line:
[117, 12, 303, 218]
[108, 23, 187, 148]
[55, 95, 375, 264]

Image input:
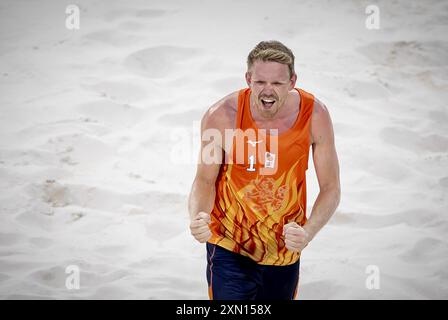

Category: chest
[224, 130, 309, 177]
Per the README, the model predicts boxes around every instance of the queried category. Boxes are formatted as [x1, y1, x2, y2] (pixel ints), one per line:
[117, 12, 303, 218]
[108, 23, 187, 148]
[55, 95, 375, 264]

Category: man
[188, 40, 340, 300]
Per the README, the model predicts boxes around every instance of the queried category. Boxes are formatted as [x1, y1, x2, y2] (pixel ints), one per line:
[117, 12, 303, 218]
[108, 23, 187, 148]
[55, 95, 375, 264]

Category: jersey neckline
[245, 88, 304, 138]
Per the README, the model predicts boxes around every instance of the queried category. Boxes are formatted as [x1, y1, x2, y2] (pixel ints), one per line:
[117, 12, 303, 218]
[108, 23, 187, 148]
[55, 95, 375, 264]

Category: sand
[0, 0, 447, 299]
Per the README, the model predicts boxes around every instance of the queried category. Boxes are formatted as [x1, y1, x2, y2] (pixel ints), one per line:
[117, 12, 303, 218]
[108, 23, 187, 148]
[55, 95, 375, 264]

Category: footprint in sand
[0, 272, 11, 284]
[82, 29, 142, 47]
[0, 233, 24, 246]
[354, 152, 412, 182]
[47, 133, 116, 166]
[60, 155, 78, 166]
[343, 79, 390, 100]
[27, 266, 67, 289]
[124, 46, 202, 78]
[42, 180, 71, 207]
[104, 8, 167, 22]
[356, 40, 448, 68]
[158, 109, 203, 128]
[298, 279, 346, 299]
[144, 216, 185, 242]
[82, 81, 147, 104]
[34, 183, 184, 217]
[329, 209, 439, 229]
[428, 110, 448, 124]
[135, 9, 168, 18]
[439, 176, 448, 189]
[380, 127, 448, 153]
[76, 100, 144, 128]
[87, 286, 130, 299]
[399, 237, 448, 263]
[29, 237, 54, 249]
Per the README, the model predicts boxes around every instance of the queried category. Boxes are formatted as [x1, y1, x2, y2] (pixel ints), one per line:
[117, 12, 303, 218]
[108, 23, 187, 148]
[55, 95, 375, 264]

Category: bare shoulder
[201, 91, 239, 132]
[310, 97, 334, 146]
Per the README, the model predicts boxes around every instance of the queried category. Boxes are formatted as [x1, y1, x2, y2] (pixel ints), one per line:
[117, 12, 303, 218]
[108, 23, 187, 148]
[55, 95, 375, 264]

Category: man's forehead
[250, 61, 290, 80]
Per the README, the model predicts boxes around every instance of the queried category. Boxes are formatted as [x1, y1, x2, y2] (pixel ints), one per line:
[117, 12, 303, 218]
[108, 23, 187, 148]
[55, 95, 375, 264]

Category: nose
[262, 83, 274, 95]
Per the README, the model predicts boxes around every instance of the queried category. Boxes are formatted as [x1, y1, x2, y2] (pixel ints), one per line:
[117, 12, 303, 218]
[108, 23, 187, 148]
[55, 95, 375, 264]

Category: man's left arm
[303, 98, 341, 242]
[283, 98, 341, 252]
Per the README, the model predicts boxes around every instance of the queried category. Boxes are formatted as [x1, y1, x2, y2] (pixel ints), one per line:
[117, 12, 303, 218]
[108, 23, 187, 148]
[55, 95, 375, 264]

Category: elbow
[335, 186, 341, 207]
[331, 180, 341, 201]
[334, 183, 341, 207]
[321, 183, 341, 206]
[194, 175, 216, 188]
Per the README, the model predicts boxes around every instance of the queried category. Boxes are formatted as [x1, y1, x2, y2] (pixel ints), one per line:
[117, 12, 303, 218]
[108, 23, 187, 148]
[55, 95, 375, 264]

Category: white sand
[0, 0, 447, 299]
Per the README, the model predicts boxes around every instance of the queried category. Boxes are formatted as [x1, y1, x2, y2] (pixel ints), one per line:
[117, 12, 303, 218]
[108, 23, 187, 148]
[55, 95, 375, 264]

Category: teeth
[262, 99, 275, 103]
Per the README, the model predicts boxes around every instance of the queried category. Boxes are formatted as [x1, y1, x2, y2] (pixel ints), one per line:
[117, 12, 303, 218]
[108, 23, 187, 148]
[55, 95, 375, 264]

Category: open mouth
[260, 98, 276, 109]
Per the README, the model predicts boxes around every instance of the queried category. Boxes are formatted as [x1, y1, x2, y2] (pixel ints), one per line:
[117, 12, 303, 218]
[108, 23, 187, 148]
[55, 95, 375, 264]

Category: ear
[245, 71, 251, 87]
[289, 72, 297, 90]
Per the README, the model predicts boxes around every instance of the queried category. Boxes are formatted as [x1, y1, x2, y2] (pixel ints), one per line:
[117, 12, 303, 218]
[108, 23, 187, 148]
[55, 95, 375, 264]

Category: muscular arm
[303, 98, 341, 241]
[188, 93, 237, 221]
[188, 112, 222, 221]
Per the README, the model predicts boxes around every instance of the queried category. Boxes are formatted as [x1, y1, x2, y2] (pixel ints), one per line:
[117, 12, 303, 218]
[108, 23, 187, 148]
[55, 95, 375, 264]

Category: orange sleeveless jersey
[208, 87, 315, 266]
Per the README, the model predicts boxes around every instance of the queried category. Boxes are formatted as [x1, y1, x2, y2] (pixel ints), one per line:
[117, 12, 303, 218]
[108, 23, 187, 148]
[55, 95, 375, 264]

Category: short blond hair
[247, 40, 295, 78]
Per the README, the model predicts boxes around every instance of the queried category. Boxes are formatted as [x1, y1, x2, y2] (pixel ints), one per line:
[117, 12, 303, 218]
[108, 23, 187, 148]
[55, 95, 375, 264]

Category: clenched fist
[190, 211, 211, 243]
[282, 222, 310, 253]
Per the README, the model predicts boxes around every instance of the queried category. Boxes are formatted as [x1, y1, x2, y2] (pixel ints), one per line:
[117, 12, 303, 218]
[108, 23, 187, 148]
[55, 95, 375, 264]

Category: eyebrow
[253, 80, 288, 84]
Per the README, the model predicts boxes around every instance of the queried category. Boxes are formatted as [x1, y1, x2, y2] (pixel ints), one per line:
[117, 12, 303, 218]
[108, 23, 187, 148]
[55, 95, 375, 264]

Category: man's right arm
[188, 104, 224, 242]
[188, 93, 237, 242]
[187, 156, 221, 221]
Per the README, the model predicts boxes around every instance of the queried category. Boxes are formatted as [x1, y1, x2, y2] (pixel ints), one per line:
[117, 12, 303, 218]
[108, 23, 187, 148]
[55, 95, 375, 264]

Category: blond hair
[247, 40, 295, 78]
